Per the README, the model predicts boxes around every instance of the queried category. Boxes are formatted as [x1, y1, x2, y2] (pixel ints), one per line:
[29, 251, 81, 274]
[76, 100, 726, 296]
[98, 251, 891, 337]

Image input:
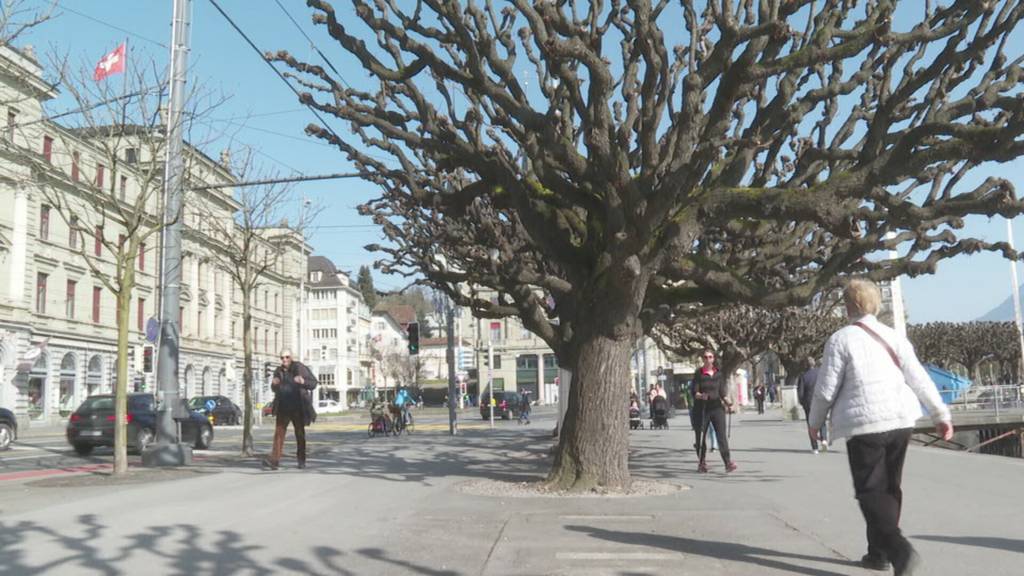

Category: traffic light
[264, 362, 272, 379]
[142, 345, 154, 373]
[407, 322, 419, 355]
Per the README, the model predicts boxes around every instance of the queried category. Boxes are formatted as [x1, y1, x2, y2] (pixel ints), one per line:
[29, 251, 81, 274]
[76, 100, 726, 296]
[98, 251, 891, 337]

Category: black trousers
[802, 405, 828, 450]
[693, 400, 730, 464]
[845, 428, 913, 564]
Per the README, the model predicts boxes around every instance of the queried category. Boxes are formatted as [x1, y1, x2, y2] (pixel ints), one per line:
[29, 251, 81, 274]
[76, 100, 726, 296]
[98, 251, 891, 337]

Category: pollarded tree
[277, 2, 1024, 491]
[772, 308, 846, 386]
[908, 321, 1019, 380]
[652, 305, 780, 390]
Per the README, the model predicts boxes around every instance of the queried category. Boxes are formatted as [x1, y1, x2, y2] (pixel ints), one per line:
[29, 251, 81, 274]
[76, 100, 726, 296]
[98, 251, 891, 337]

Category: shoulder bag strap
[853, 321, 902, 369]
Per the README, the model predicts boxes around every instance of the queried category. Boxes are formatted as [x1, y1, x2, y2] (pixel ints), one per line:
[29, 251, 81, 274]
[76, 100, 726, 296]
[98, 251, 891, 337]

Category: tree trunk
[113, 272, 134, 476]
[241, 295, 255, 456]
[547, 333, 633, 492]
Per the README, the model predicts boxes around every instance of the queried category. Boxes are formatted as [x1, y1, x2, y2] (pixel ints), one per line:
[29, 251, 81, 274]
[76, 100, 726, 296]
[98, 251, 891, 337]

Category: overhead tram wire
[205, 0, 351, 158]
[272, 0, 351, 89]
[57, 2, 168, 48]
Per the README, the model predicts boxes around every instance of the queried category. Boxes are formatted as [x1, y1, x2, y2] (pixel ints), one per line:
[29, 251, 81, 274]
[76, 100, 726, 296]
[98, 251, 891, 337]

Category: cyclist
[369, 397, 391, 433]
[393, 387, 414, 429]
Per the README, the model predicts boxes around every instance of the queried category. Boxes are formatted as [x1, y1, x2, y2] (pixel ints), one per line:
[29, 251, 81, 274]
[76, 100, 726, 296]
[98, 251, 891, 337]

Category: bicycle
[392, 409, 415, 435]
[367, 415, 390, 438]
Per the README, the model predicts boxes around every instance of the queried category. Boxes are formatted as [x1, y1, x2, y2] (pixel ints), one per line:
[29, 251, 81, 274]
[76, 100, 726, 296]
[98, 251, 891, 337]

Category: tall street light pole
[445, 297, 458, 435]
[145, 0, 191, 466]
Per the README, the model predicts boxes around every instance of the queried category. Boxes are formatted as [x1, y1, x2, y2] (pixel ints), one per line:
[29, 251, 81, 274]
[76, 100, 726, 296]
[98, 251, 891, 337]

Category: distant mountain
[977, 296, 1020, 322]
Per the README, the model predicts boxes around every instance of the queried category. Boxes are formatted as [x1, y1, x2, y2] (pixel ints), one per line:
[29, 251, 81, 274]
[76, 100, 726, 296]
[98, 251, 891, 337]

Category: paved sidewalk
[0, 408, 1021, 575]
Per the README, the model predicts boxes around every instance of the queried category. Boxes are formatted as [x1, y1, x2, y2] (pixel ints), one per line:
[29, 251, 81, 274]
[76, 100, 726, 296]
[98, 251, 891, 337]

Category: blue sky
[19, 2, 1024, 323]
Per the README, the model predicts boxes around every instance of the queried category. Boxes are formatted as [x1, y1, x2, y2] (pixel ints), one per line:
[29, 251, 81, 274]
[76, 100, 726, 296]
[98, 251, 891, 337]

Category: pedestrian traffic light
[264, 362, 272, 379]
[407, 322, 419, 355]
[142, 345, 154, 373]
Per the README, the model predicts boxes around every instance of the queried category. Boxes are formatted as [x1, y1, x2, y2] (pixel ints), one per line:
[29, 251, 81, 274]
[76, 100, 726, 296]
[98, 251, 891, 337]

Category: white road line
[555, 552, 683, 561]
[559, 515, 655, 521]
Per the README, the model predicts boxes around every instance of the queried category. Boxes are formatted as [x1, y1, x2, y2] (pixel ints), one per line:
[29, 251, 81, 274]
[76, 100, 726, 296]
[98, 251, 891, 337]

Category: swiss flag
[93, 43, 126, 82]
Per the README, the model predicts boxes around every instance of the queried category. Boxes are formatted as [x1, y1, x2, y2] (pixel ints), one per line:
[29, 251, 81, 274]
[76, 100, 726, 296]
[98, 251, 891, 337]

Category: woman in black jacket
[691, 349, 737, 473]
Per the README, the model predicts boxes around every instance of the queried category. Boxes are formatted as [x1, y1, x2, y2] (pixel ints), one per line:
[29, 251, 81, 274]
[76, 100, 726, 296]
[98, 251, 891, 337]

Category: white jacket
[809, 314, 950, 439]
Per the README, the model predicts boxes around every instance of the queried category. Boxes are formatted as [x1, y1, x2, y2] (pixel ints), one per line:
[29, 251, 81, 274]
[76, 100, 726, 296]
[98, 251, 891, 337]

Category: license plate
[80, 430, 102, 437]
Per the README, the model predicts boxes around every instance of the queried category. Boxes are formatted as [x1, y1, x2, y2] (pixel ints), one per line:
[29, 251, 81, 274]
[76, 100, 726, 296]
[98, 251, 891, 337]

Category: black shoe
[894, 548, 921, 576]
[860, 554, 891, 571]
[261, 458, 278, 471]
[298, 461, 307, 470]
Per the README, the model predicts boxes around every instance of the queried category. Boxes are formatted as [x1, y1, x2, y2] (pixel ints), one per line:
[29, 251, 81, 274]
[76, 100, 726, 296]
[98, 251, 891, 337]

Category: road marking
[0, 463, 110, 482]
[311, 423, 491, 432]
[558, 515, 655, 521]
[555, 552, 683, 561]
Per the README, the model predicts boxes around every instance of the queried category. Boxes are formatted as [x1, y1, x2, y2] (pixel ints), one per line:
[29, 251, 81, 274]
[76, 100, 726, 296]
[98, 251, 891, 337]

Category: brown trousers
[269, 410, 306, 465]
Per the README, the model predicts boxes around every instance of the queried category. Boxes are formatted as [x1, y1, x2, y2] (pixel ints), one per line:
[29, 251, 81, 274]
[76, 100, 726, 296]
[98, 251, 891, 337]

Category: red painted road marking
[0, 463, 111, 482]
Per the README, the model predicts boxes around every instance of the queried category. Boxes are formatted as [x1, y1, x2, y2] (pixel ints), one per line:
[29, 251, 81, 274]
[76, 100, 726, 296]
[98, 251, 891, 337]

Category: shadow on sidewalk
[0, 514, 460, 575]
[564, 525, 858, 576]
[195, 427, 555, 486]
[914, 534, 1024, 554]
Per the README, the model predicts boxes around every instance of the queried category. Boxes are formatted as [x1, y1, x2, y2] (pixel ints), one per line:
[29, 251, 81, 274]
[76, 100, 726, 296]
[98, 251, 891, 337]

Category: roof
[307, 255, 344, 288]
[373, 304, 417, 328]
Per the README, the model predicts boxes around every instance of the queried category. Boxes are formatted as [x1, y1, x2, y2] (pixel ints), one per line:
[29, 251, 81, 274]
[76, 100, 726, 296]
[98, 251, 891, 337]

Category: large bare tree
[908, 321, 1020, 380]
[277, 2, 1024, 490]
[0, 0, 56, 47]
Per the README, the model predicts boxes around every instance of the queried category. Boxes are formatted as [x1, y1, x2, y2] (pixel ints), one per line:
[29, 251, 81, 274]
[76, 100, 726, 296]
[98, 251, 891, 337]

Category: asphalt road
[0, 407, 546, 479]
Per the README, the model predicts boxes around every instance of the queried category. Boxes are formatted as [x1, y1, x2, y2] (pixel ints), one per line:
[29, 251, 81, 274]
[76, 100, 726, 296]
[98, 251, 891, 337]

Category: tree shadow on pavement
[199, 428, 555, 486]
[564, 525, 860, 576]
[0, 514, 463, 575]
[913, 535, 1024, 554]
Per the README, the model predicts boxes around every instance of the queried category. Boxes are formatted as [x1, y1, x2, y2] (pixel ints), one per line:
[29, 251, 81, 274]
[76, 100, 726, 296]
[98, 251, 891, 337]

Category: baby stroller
[650, 396, 669, 429]
[629, 404, 643, 430]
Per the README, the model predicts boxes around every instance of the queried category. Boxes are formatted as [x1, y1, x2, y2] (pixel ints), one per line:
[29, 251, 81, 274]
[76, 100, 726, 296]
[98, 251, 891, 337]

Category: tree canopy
[279, 1, 1024, 490]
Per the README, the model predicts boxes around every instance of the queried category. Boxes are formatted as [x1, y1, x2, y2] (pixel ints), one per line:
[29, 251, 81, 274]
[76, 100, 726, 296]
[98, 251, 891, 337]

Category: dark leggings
[693, 401, 730, 464]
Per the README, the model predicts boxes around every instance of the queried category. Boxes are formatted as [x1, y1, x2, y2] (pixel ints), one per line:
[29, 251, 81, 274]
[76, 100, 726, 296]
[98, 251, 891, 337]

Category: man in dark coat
[797, 357, 827, 453]
[263, 349, 318, 470]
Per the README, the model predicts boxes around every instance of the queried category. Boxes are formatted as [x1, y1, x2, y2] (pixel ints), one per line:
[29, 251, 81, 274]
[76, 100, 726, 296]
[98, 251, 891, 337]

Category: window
[264, 330, 268, 353]
[263, 290, 268, 310]
[179, 306, 184, 332]
[6, 109, 16, 140]
[71, 151, 79, 181]
[254, 327, 260, 352]
[274, 331, 279, 354]
[94, 226, 103, 256]
[493, 354, 502, 369]
[274, 293, 279, 313]
[197, 309, 204, 337]
[69, 216, 78, 249]
[124, 147, 138, 164]
[92, 286, 102, 323]
[39, 204, 50, 240]
[137, 298, 145, 331]
[95, 164, 105, 188]
[42, 135, 53, 163]
[119, 175, 127, 201]
[66, 280, 76, 318]
[35, 273, 47, 314]
[138, 242, 145, 271]
[231, 321, 236, 339]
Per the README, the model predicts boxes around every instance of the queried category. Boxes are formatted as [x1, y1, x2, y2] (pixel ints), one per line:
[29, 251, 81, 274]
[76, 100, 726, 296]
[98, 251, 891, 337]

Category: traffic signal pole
[144, 0, 191, 466]
[445, 301, 458, 435]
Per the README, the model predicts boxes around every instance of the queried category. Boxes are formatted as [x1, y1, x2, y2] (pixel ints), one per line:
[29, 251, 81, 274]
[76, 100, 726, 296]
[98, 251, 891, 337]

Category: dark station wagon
[66, 393, 213, 455]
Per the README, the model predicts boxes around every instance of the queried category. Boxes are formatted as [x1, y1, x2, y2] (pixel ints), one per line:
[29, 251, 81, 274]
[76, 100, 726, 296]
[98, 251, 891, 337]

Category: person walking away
[809, 279, 952, 576]
[798, 358, 827, 453]
[264, 350, 318, 470]
[691, 349, 737, 473]
[518, 391, 532, 424]
[753, 382, 766, 414]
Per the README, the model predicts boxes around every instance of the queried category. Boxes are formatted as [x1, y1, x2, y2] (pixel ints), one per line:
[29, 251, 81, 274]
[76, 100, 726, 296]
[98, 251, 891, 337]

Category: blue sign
[145, 318, 160, 343]
[205, 399, 216, 412]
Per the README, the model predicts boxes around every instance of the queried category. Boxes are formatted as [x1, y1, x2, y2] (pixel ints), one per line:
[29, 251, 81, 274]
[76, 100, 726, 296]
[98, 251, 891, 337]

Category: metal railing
[946, 384, 1024, 413]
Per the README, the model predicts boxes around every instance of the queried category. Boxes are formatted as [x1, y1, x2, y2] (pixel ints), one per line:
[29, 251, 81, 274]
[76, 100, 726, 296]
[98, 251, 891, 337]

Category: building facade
[0, 46, 304, 426]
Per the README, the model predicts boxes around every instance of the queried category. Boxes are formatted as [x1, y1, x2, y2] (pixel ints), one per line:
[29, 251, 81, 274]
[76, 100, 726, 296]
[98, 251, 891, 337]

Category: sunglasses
[703, 355, 714, 359]
[281, 356, 291, 360]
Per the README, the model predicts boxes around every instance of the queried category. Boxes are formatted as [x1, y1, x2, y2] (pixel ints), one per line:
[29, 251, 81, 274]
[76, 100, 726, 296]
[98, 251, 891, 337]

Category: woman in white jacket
[809, 279, 953, 576]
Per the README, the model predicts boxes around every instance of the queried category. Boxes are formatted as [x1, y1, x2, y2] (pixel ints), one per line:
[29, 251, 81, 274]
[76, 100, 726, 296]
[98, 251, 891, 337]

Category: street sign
[145, 318, 160, 342]
[205, 399, 216, 411]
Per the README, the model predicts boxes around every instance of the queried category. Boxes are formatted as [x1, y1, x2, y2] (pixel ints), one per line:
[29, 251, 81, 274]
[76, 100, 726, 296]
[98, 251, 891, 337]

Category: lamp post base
[142, 443, 193, 467]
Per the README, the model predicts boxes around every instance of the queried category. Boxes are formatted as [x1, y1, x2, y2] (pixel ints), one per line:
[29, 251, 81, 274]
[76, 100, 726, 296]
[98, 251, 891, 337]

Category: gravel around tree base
[457, 478, 689, 498]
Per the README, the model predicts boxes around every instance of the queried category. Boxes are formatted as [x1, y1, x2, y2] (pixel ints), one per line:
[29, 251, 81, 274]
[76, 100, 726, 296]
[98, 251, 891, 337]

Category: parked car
[0, 406, 17, 451]
[479, 391, 523, 420]
[66, 393, 213, 456]
[261, 400, 275, 417]
[187, 395, 243, 426]
[317, 399, 342, 413]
